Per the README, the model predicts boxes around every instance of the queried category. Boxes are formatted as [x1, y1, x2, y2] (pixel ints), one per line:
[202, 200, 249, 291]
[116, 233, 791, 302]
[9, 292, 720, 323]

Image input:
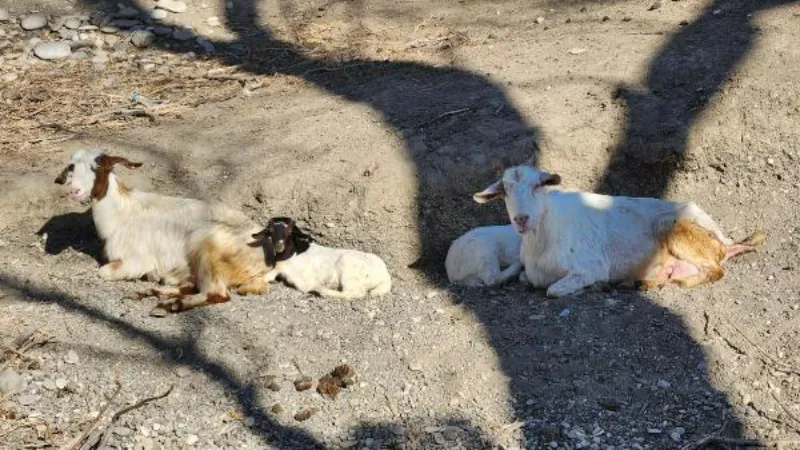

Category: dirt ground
[1, 0, 800, 449]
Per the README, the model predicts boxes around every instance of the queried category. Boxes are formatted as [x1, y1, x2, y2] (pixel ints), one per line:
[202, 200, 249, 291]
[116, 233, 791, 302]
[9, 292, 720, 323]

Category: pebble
[131, 30, 155, 47]
[0, 368, 25, 394]
[558, 308, 571, 318]
[151, 25, 173, 36]
[64, 350, 80, 364]
[206, 16, 220, 27]
[55, 378, 67, 390]
[656, 379, 672, 389]
[21, 14, 48, 31]
[101, 26, 119, 33]
[767, 157, 775, 166]
[34, 42, 72, 60]
[172, 27, 194, 41]
[186, 434, 199, 445]
[42, 379, 57, 391]
[18, 394, 38, 406]
[156, 0, 188, 14]
[568, 48, 587, 55]
[151, 9, 168, 20]
[0, 8, 9, 22]
[113, 426, 132, 436]
[104, 34, 119, 46]
[1, 73, 18, 83]
[59, 29, 77, 40]
[196, 37, 214, 53]
[670, 427, 685, 442]
[649, 1, 662, 11]
[244, 416, 255, 427]
[64, 17, 82, 29]
[536, 16, 545, 24]
[175, 366, 191, 378]
[116, 7, 140, 19]
[69, 40, 94, 50]
[112, 19, 141, 29]
[647, 428, 662, 434]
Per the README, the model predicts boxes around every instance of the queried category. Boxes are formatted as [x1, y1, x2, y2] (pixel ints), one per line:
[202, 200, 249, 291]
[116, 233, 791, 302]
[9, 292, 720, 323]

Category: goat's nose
[513, 215, 529, 226]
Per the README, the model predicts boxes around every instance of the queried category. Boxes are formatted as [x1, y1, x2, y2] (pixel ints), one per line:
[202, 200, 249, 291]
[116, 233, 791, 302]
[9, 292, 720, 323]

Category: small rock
[408, 361, 423, 372]
[59, 29, 78, 40]
[679, 20, 689, 26]
[294, 376, 313, 391]
[42, 380, 57, 391]
[244, 416, 255, 427]
[101, 26, 119, 33]
[0, 368, 25, 394]
[172, 27, 194, 41]
[1, 73, 18, 83]
[656, 379, 671, 389]
[151, 9, 168, 20]
[69, 40, 94, 50]
[294, 407, 318, 422]
[116, 7, 140, 19]
[206, 16, 220, 27]
[536, 16, 545, 24]
[647, 428, 662, 434]
[156, 0, 188, 14]
[103, 34, 119, 46]
[64, 17, 82, 29]
[131, 30, 155, 47]
[196, 38, 214, 53]
[767, 157, 775, 166]
[113, 426, 131, 437]
[17, 394, 38, 406]
[175, 367, 191, 378]
[185, 434, 199, 446]
[0, 9, 9, 22]
[112, 19, 141, 29]
[670, 427, 685, 442]
[21, 14, 48, 31]
[151, 25, 173, 36]
[64, 381, 81, 393]
[622, 16, 633, 22]
[270, 403, 284, 414]
[568, 48, 587, 55]
[558, 308, 571, 318]
[55, 378, 67, 390]
[648, 1, 662, 11]
[64, 350, 80, 364]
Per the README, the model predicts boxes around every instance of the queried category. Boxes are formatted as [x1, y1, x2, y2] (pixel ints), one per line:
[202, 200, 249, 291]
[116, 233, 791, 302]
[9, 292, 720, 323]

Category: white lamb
[55, 149, 252, 286]
[256, 217, 392, 299]
[473, 163, 764, 297]
[445, 225, 523, 287]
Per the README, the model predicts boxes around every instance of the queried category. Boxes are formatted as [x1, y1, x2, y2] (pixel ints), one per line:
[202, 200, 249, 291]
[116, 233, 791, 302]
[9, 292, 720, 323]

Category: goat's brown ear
[98, 155, 143, 169]
[473, 180, 505, 204]
[54, 165, 71, 184]
[543, 173, 561, 186]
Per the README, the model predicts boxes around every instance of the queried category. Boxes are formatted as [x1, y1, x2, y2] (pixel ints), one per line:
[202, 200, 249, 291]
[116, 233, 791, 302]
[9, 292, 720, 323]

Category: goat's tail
[723, 230, 766, 262]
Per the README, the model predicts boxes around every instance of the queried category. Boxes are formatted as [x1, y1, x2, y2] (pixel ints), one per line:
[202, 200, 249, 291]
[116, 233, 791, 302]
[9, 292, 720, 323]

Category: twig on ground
[770, 392, 800, 431]
[58, 380, 122, 450]
[383, 392, 399, 419]
[416, 107, 473, 129]
[95, 385, 173, 449]
[720, 316, 800, 376]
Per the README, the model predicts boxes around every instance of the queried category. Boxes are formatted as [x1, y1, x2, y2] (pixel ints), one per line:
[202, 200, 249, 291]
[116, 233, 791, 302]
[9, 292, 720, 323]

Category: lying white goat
[257, 217, 392, 299]
[473, 164, 763, 297]
[55, 149, 250, 286]
[445, 225, 523, 287]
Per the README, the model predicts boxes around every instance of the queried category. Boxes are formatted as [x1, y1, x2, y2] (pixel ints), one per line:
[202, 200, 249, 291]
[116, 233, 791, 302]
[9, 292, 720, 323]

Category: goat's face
[473, 165, 561, 235]
[55, 150, 142, 203]
[253, 217, 312, 261]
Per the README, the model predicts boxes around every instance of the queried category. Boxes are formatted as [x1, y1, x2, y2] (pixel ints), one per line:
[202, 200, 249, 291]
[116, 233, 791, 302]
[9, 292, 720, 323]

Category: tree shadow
[45, 0, 794, 447]
[596, 0, 797, 197]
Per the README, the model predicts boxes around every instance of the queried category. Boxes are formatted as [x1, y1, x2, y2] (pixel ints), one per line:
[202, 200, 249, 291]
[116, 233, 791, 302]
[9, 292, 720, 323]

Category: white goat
[445, 225, 523, 287]
[473, 164, 764, 297]
[256, 217, 392, 299]
[55, 149, 251, 286]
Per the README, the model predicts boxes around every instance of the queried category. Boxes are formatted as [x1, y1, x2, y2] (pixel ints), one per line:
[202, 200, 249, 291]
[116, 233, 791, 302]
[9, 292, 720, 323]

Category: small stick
[771, 391, 800, 431]
[96, 385, 174, 449]
[58, 380, 122, 450]
[721, 316, 800, 375]
[384, 393, 399, 419]
[416, 107, 473, 129]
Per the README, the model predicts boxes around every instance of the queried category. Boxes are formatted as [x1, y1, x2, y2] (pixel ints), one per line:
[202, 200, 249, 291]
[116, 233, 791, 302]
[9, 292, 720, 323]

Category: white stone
[21, 14, 48, 30]
[34, 42, 72, 60]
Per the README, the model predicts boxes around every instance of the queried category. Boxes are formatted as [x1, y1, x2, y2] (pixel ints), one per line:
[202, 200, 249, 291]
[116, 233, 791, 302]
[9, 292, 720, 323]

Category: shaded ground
[1, 0, 800, 449]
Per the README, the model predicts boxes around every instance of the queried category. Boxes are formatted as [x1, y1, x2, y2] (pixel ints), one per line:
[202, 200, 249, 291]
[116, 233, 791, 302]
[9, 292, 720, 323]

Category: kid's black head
[252, 217, 312, 262]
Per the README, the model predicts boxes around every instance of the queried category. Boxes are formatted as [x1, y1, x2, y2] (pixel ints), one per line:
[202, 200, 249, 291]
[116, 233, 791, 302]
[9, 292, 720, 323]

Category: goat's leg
[672, 260, 725, 288]
[150, 291, 231, 316]
[546, 272, 603, 298]
[99, 260, 147, 281]
[314, 286, 365, 300]
[137, 284, 195, 300]
[235, 278, 268, 296]
[679, 202, 733, 246]
[496, 262, 524, 285]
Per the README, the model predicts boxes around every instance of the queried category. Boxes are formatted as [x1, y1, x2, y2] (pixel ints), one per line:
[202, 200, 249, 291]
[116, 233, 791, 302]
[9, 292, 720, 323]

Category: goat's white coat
[266, 243, 392, 299]
[445, 225, 523, 287]
[475, 165, 733, 297]
[64, 149, 250, 284]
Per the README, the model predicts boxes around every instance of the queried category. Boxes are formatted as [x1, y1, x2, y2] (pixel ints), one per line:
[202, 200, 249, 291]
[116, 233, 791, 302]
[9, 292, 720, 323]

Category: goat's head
[473, 164, 561, 235]
[55, 149, 142, 203]
[252, 217, 313, 262]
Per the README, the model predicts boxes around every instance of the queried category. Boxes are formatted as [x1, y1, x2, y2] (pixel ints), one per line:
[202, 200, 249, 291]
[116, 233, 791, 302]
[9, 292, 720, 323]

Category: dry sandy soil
[1, 0, 800, 449]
